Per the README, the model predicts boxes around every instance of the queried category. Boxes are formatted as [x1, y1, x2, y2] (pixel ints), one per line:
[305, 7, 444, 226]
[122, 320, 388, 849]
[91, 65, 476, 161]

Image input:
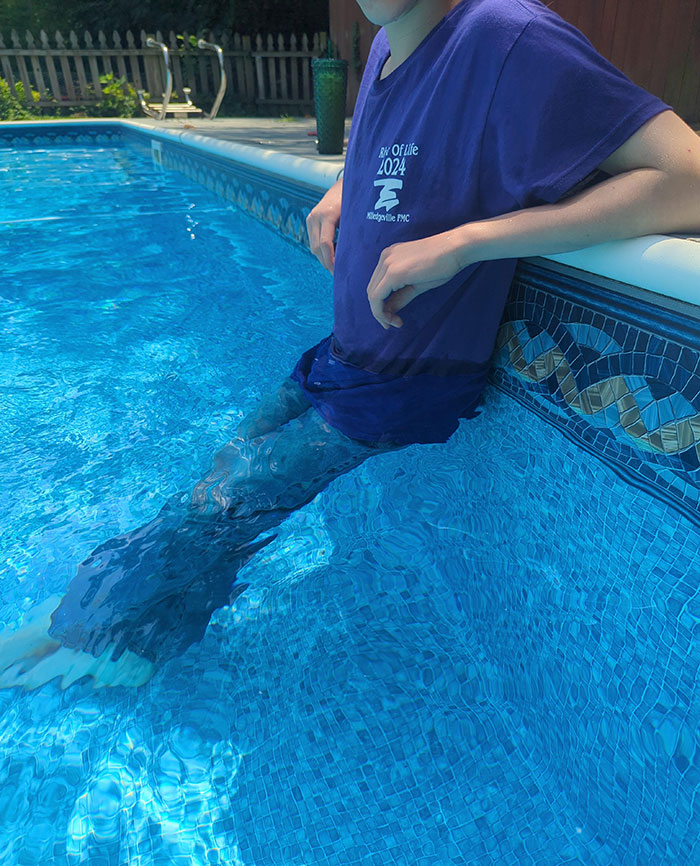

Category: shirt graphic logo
[373, 178, 403, 212]
[367, 142, 418, 224]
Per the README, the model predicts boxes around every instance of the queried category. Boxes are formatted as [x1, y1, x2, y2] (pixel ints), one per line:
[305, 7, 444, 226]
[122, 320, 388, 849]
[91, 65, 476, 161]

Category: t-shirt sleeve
[480, 11, 673, 209]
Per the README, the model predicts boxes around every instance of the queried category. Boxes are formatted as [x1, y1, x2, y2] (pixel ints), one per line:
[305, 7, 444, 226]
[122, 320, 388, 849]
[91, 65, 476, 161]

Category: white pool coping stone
[121, 119, 346, 190]
[530, 235, 700, 309]
[6, 117, 700, 308]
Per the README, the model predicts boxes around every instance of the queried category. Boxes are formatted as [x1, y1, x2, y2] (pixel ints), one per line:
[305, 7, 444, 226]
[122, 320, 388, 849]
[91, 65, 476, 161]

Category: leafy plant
[0, 77, 40, 121]
[84, 73, 138, 117]
[175, 33, 201, 52]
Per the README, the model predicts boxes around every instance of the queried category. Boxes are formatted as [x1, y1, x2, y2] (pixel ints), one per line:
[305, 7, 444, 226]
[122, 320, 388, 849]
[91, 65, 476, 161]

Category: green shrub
[84, 74, 139, 118]
[0, 77, 40, 121]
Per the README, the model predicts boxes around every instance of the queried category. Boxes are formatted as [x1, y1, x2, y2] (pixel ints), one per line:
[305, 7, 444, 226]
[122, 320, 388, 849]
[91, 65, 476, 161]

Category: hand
[366, 229, 469, 329]
[306, 177, 343, 274]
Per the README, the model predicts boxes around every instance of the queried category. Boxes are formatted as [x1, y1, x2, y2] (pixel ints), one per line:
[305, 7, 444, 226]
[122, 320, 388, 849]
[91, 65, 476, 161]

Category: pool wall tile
[493, 260, 700, 529]
[0, 122, 124, 149]
[149, 138, 319, 249]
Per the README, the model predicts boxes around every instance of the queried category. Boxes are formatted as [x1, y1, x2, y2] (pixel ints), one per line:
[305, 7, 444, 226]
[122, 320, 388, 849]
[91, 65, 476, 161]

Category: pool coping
[4, 117, 700, 309]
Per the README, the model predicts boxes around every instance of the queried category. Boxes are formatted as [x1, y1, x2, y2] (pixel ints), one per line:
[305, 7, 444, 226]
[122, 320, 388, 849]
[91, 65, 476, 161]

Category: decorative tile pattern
[127, 133, 320, 250]
[0, 124, 123, 149]
[493, 261, 700, 527]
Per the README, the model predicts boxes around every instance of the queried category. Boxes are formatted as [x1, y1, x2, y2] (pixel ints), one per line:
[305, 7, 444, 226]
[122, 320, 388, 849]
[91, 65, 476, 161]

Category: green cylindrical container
[312, 58, 348, 155]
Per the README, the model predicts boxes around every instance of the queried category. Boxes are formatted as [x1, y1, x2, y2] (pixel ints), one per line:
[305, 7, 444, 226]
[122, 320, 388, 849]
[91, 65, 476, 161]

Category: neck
[384, 0, 461, 69]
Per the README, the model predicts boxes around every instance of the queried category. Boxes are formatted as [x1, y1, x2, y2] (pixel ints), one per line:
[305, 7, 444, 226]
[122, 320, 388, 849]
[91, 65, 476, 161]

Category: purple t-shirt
[292, 0, 671, 444]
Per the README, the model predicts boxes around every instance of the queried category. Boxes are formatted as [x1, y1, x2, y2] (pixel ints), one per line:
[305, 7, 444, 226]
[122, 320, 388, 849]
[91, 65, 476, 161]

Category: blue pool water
[1, 139, 699, 865]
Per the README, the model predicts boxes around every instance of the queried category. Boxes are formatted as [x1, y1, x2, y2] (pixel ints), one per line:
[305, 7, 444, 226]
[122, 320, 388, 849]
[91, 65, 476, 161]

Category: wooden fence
[0, 29, 328, 112]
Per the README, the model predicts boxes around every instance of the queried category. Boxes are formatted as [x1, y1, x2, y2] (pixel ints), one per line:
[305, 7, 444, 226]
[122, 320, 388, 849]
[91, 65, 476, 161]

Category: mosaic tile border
[127, 132, 319, 250]
[492, 261, 700, 529]
[0, 123, 123, 149]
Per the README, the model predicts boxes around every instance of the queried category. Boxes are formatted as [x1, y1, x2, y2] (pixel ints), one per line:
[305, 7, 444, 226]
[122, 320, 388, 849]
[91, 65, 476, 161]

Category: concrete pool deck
[127, 115, 350, 168]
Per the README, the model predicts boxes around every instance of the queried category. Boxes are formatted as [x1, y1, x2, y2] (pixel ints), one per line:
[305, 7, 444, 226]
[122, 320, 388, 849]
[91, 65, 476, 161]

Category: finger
[307, 212, 328, 270]
[319, 241, 334, 273]
[305, 212, 321, 261]
[384, 284, 419, 314]
[318, 221, 337, 273]
[368, 274, 400, 329]
[384, 308, 403, 328]
[367, 275, 389, 328]
[366, 262, 389, 325]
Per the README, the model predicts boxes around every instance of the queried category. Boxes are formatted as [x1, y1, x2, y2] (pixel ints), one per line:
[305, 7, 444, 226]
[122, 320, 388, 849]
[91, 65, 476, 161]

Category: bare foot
[0, 597, 156, 691]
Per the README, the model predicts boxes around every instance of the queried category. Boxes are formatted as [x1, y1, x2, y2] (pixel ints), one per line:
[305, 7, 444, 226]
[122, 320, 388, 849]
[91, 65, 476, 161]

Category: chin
[356, 0, 422, 26]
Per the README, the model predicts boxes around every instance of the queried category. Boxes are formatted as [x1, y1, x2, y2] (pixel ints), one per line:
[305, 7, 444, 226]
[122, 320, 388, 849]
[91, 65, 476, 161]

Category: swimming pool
[1, 123, 700, 865]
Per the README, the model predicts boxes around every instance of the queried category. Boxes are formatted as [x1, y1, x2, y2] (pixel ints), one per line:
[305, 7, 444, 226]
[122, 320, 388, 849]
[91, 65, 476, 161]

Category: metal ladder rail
[137, 38, 226, 121]
[137, 38, 174, 121]
[197, 39, 227, 119]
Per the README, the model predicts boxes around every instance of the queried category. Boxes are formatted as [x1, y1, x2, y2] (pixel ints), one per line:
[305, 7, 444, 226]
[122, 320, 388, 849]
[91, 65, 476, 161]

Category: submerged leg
[0, 381, 400, 689]
[235, 377, 312, 440]
[0, 596, 157, 691]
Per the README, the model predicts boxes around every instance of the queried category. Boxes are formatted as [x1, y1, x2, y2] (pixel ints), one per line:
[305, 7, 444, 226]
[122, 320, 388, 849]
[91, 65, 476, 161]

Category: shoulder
[450, 0, 537, 44]
[428, 0, 540, 88]
[448, 0, 603, 85]
[449, 0, 594, 62]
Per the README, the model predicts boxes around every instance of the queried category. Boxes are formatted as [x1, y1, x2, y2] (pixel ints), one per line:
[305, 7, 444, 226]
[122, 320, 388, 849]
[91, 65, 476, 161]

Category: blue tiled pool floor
[4, 382, 692, 864]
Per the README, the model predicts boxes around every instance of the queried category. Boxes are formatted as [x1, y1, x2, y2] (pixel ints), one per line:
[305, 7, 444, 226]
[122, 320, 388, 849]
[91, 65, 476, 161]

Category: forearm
[454, 168, 700, 267]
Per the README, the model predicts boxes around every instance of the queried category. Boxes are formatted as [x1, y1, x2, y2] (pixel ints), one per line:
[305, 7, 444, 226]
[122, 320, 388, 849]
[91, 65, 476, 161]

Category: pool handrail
[137, 38, 174, 121]
[197, 39, 227, 119]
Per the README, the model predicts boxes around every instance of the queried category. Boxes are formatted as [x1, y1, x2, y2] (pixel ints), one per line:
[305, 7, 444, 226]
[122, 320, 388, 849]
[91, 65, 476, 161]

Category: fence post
[266, 33, 277, 102]
[111, 32, 126, 82]
[302, 34, 311, 102]
[141, 29, 155, 97]
[83, 31, 102, 96]
[241, 34, 255, 106]
[98, 31, 113, 79]
[69, 31, 90, 99]
[0, 32, 20, 98]
[55, 31, 77, 101]
[254, 34, 264, 103]
[290, 33, 299, 102]
[122, 31, 141, 92]
[11, 30, 34, 102]
[24, 31, 48, 97]
[40, 29, 62, 101]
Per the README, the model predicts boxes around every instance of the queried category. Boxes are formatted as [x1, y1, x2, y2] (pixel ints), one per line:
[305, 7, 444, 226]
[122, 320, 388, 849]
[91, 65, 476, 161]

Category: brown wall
[329, 1, 379, 113]
[549, 0, 700, 123]
[330, 0, 700, 122]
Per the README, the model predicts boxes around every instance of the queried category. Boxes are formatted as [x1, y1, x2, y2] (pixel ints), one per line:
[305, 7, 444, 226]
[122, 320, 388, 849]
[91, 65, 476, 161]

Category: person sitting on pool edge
[2, 0, 700, 689]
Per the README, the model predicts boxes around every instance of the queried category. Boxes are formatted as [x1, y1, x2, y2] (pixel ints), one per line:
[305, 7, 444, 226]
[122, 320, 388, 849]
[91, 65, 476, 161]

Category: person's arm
[367, 111, 700, 329]
[306, 176, 343, 274]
